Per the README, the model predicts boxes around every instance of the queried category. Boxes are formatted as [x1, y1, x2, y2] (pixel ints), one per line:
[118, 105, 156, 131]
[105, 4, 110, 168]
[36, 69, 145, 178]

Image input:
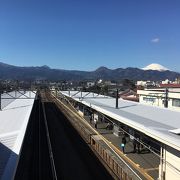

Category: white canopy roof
[61, 91, 180, 151]
[0, 91, 36, 180]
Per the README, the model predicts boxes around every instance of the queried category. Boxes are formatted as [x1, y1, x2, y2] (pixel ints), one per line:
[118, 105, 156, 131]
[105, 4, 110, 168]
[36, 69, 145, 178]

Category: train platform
[85, 118, 159, 179]
[59, 90, 180, 180]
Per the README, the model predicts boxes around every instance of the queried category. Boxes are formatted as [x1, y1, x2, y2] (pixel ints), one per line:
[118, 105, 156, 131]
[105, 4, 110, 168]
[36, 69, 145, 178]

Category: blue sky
[0, 0, 180, 71]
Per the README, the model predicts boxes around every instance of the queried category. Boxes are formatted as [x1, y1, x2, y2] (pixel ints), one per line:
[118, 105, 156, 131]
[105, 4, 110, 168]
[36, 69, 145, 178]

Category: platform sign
[93, 113, 98, 122]
[129, 129, 134, 140]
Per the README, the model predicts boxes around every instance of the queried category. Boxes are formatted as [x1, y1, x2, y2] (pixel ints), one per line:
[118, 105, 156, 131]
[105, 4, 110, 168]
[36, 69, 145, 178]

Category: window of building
[143, 97, 156, 103]
[172, 99, 180, 107]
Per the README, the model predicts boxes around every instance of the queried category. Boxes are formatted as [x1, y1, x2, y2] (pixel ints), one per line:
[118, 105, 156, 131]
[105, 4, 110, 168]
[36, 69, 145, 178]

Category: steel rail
[41, 99, 58, 180]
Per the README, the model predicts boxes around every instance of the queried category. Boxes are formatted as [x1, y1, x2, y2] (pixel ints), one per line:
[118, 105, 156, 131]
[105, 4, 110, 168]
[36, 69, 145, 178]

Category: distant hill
[0, 62, 179, 81]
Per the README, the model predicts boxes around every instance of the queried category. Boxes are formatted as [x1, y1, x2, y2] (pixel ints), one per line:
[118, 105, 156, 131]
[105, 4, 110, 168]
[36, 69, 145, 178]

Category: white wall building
[136, 81, 148, 86]
[161, 79, 171, 84]
[137, 89, 180, 111]
[136, 80, 156, 87]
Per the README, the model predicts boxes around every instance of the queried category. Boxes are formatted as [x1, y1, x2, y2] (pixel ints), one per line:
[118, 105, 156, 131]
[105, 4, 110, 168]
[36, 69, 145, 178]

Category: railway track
[41, 98, 58, 180]
[14, 91, 113, 180]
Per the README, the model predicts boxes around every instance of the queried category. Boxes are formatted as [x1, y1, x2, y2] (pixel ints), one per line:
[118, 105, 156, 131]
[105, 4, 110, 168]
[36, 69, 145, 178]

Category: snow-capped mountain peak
[142, 63, 169, 71]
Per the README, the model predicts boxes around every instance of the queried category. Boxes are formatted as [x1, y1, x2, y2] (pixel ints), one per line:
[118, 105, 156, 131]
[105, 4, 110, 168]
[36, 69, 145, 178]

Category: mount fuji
[142, 63, 169, 71]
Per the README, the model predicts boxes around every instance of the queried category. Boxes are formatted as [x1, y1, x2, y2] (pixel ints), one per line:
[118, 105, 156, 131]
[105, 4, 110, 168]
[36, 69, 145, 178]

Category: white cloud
[151, 38, 160, 43]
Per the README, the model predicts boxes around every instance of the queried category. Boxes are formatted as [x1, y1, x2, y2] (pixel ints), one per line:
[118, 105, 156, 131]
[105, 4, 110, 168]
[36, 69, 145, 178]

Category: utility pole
[164, 88, 168, 108]
[116, 89, 119, 109]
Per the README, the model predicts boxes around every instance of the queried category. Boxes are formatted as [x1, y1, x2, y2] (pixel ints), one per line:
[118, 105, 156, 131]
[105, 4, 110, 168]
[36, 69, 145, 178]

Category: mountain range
[0, 62, 179, 81]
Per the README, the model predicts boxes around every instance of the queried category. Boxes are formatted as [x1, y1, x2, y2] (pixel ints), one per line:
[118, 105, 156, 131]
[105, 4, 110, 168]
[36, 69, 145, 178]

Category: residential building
[137, 85, 180, 111]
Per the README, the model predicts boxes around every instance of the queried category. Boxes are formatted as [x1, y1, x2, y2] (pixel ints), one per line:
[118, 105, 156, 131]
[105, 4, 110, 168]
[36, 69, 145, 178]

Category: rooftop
[0, 91, 36, 180]
[159, 84, 180, 88]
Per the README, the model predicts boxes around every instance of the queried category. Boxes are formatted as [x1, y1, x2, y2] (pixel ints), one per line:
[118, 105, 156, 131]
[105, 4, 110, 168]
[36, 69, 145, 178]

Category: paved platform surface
[84, 116, 160, 179]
